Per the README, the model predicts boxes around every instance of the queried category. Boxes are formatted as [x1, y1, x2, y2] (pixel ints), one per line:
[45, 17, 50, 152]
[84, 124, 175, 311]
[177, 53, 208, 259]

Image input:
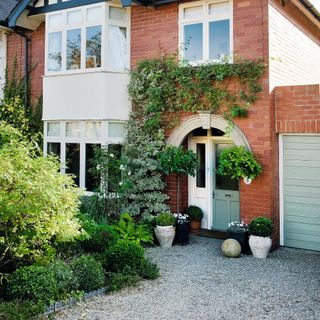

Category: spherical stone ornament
[221, 239, 241, 258]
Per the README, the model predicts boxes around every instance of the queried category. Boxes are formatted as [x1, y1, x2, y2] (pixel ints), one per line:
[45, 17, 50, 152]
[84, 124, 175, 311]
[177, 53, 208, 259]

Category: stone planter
[174, 222, 189, 245]
[249, 235, 272, 258]
[189, 220, 201, 234]
[155, 225, 175, 248]
[228, 231, 250, 254]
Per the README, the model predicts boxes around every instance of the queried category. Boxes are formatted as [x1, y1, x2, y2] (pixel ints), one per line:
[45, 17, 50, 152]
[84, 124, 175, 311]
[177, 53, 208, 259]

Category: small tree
[0, 123, 81, 278]
[158, 145, 198, 213]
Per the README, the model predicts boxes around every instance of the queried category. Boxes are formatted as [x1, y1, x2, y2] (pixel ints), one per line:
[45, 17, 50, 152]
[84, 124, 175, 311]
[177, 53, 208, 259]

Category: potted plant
[173, 213, 189, 245]
[186, 205, 203, 234]
[216, 146, 262, 184]
[248, 216, 273, 258]
[227, 221, 250, 254]
[154, 212, 176, 248]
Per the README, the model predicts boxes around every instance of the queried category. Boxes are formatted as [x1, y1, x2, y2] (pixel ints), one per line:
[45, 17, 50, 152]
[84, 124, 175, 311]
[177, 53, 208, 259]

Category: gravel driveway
[55, 236, 320, 320]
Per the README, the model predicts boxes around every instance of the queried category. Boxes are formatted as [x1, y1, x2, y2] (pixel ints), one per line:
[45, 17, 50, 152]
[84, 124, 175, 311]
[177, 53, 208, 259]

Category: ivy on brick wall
[129, 55, 265, 131]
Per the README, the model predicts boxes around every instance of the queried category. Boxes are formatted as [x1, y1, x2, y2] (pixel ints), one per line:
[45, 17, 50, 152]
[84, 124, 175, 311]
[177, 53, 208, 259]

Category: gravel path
[55, 236, 320, 320]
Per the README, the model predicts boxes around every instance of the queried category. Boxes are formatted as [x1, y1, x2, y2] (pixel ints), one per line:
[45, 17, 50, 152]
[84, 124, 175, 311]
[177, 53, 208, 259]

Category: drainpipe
[13, 29, 30, 107]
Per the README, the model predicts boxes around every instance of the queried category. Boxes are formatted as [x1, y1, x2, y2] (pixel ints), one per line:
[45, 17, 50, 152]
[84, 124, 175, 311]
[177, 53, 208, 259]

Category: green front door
[212, 143, 240, 231]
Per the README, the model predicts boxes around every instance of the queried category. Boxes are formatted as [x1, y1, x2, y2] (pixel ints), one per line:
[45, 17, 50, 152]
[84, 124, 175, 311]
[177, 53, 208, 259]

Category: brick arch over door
[167, 114, 251, 149]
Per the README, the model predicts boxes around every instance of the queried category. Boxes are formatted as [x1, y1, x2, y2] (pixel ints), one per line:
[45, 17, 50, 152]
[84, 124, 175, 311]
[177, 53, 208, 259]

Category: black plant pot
[174, 223, 189, 245]
[228, 231, 251, 254]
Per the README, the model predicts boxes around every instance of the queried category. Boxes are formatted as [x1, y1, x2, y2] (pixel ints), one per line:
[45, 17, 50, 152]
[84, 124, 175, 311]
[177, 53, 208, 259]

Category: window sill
[43, 68, 130, 77]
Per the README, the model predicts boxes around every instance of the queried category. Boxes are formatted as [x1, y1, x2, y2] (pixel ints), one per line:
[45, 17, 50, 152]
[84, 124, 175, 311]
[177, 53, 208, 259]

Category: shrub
[103, 240, 145, 274]
[155, 212, 176, 226]
[48, 260, 79, 296]
[70, 255, 105, 292]
[248, 217, 273, 237]
[113, 213, 154, 245]
[108, 273, 140, 291]
[0, 300, 44, 320]
[186, 206, 203, 221]
[0, 123, 81, 274]
[139, 259, 159, 280]
[7, 265, 58, 304]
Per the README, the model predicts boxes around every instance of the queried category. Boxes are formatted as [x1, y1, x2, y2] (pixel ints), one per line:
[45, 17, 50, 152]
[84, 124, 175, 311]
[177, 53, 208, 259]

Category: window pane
[66, 143, 80, 186]
[67, 29, 81, 70]
[86, 26, 102, 68]
[67, 10, 81, 25]
[209, 1, 230, 16]
[209, 20, 230, 60]
[183, 23, 203, 61]
[66, 122, 81, 137]
[47, 32, 62, 71]
[87, 6, 103, 21]
[183, 6, 203, 19]
[86, 143, 100, 191]
[108, 26, 127, 69]
[108, 122, 126, 138]
[196, 143, 206, 188]
[47, 142, 60, 159]
[47, 122, 60, 136]
[109, 7, 127, 21]
[48, 13, 63, 27]
[216, 144, 239, 191]
[85, 122, 101, 138]
[108, 144, 122, 192]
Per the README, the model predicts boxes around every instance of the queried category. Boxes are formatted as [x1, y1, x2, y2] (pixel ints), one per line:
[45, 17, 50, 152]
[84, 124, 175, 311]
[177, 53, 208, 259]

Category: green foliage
[139, 259, 159, 280]
[108, 272, 140, 291]
[186, 206, 203, 221]
[248, 217, 273, 237]
[7, 265, 58, 305]
[158, 146, 198, 176]
[0, 300, 44, 320]
[155, 212, 176, 226]
[0, 123, 81, 273]
[70, 255, 105, 292]
[113, 213, 154, 245]
[103, 239, 145, 274]
[129, 56, 265, 128]
[48, 260, 79, 297]
[216, 145, 262, 180]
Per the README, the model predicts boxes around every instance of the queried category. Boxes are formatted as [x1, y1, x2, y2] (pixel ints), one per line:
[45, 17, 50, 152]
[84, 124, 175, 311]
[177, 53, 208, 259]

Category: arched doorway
[168, 113, 250, 231]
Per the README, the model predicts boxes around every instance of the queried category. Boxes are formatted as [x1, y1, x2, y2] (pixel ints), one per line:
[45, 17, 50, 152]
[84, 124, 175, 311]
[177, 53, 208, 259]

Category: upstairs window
[179, 0, 232, 63]
[46, 3, 129, 73]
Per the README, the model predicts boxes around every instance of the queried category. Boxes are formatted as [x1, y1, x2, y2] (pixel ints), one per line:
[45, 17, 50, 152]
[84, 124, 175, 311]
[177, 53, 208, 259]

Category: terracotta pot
[249, 235, 272, 258]
[189, 220, 201, 233]
[154, 226, 175, 248]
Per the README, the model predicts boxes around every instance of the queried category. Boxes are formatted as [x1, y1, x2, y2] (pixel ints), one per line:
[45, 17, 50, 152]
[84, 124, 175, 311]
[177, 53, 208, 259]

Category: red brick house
[1, 0, 320, 250]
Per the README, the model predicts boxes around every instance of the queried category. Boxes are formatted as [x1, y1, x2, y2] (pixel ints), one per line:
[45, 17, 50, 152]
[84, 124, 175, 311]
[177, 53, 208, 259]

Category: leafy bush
[248, 217, 273, 237]
[139, 259, 159, 280]
[7, 265, 58, 305]
[0, 300, 44, 320]
[216, 146, 262, 180]
[0, 123, 81, 273]
[108, 273, 140, 291]
[186, 206, 203, 221]
[113, 213, 154, 245]
[103, 240, 145, 274]
[48, 260, 79, 296]
[70, 255, 105, 292]
[155, 212, 176, 226]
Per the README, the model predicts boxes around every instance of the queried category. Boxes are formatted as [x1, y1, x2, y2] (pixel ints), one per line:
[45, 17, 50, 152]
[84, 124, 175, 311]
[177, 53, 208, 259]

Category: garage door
[283, 135, 320, 251]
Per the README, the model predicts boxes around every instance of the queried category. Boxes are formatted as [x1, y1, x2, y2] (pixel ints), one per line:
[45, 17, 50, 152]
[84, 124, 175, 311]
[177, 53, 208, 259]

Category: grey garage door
[283, 135, 320, 251]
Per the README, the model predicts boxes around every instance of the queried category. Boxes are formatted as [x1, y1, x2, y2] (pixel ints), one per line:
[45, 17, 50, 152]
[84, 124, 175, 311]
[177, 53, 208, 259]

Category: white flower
[119, 164, 125, 170]
[119, 182, 123, 186]
[128, 171, 131, 176]
[110, 153, 115, 158]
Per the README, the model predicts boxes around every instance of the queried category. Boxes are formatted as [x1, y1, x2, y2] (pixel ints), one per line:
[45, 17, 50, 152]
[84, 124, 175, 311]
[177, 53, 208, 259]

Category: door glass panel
[216, 143, 239, 191]
[86, 144, 100, 191]
[47, 142, 60, 159]
[66, 143, 80, 186]
[196, 143, 206, 188]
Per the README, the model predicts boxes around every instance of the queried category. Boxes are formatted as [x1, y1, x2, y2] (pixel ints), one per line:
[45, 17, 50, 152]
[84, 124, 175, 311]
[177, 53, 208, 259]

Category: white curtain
[108, 26, 127, 69]
[48, 32, 62, 71]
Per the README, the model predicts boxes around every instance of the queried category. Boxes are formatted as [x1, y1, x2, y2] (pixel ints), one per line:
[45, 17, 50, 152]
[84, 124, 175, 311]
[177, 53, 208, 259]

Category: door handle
[212, 191, 215, 199]
[225, 194, 232, 197]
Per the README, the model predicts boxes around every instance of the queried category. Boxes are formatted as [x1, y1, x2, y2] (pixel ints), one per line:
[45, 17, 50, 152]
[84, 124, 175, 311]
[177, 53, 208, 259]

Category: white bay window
[179, 0, 233, 63]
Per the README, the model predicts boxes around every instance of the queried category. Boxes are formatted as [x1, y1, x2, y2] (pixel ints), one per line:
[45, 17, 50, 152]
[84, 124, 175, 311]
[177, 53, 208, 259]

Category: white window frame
[44, 120, 126, 192]
[45, 2, 130, 75]
[179, 0, 233, 64]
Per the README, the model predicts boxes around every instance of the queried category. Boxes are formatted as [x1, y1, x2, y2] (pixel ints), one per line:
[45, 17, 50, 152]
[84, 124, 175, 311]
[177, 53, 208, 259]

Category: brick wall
[275, 84, 320, 133]
[269, 1, 320, 91]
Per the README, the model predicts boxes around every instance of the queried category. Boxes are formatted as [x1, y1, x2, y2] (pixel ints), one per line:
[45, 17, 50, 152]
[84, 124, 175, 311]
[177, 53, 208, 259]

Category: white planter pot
[249, 235, 272, 258]
[155, 225, 176, 248]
